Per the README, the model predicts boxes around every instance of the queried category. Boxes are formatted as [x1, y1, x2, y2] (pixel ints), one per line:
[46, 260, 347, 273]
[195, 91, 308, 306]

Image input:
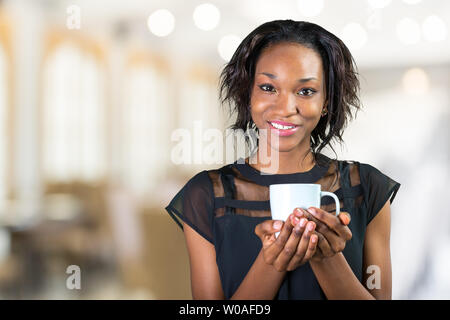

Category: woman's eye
[258, 84, 276, 93]
[298, 88, 316, 96]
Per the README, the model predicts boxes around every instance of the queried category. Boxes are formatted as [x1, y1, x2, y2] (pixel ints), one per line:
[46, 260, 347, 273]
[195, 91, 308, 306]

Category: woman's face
[250, 42, 327, 153]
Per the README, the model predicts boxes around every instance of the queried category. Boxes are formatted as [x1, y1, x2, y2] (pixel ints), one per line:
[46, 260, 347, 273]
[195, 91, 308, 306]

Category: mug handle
[320, 191, 340, 217]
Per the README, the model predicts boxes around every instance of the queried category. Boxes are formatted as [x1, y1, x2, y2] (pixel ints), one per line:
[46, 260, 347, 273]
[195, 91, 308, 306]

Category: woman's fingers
[295, 208, 350, 254]
[339, 211, 351, 225]
[265, 214, 296, 264]
[314, 231, 334, 258]
[256, 209, 342, 271]
[295, 209, 342, 249]
[286, 221, 316, 271]
[255, 219, 283, 237]
[298, 233, 318, 266]
[306, 207, 352, 241]
[273, 217, 309, 271]
[297, 209, 339, 239]
[294, 207, 351, 227]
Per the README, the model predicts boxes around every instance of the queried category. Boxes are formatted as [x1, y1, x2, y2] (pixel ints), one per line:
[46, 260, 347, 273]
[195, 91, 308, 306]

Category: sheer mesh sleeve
[165, 170, 214, 244]
[359, 163, 401, 225]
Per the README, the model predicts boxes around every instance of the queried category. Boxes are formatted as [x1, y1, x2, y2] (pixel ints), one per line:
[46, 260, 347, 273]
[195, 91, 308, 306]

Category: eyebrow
[258, 72, 318, 83]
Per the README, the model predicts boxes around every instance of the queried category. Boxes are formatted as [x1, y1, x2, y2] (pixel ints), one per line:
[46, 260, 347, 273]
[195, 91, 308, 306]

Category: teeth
[270, 122, 295, 130]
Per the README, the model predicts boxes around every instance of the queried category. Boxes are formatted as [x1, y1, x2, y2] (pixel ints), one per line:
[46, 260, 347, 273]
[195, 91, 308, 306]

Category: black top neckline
[232, 153, 332, 186]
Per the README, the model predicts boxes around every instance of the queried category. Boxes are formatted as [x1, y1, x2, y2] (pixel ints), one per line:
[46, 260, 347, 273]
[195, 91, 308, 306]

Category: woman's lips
[269, 120, 298, 127]
[267, 121, 300, 136]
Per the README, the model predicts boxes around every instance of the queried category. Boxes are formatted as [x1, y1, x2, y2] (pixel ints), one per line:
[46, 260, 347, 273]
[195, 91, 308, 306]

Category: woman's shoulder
[183, 162, 233, 192]
[342, 159, 389, 182]
[330, 156, 399, 190]
[332, 156, 383, 177]
[333, 158, 400, 218]
[182, 169, 213, 194]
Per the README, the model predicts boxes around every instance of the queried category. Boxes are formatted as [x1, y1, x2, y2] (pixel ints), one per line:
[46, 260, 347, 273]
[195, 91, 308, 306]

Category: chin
[257, 125, 307, 152]
[267, 139, 302, 153]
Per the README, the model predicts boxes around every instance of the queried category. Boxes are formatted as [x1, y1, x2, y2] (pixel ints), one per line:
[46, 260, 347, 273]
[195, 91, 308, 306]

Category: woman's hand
[293, 207, 352, 262]
[254, 212, 319, 272]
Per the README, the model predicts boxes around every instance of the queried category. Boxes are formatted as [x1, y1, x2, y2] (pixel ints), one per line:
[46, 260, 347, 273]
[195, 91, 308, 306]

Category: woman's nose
[276, 92, 298, 115]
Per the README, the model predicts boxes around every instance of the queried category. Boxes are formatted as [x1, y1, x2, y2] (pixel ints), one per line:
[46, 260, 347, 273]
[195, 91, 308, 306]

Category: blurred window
[178, 66, 222, 132]
[121, 55, 170, 196]
[0, 15, 10, 203]
[177, 65, 225, 173]
[42, 39, 106, 182]
[0, 43, 6, 200]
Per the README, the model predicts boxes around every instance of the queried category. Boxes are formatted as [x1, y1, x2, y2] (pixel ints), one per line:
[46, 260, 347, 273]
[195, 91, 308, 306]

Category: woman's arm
[363, 199, 392, 299]
[184, 213, 318, 300]
[229, 249, 287, 299]
[184, 222, 285, 300]
[183, 222, 225, 299]
[309, 200, 392, 300]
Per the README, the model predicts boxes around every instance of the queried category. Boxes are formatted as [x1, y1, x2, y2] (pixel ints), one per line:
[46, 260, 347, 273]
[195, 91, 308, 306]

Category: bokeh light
[147, 9, 175, 37]
[422, 15, 447, 42]
[217, 34, 241, 61]
[193, 3, 221, 31]
[341, 22, 368, 51]
[396, 17, 421, 45]
[402, 67, 430, 95]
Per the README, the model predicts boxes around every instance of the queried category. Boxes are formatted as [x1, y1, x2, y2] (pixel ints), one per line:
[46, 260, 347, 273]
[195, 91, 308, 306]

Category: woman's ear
[321, 99, 328, 116]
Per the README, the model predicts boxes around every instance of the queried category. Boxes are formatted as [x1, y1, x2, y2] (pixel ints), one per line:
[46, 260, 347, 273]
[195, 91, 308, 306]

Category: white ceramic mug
[269, 183, 340, 237]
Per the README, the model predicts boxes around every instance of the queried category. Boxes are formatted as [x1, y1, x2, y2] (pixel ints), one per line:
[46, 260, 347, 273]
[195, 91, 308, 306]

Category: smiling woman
[250, 43, 327, 161]
[219, 21, 362, 174]
[165, 20, 400, 300]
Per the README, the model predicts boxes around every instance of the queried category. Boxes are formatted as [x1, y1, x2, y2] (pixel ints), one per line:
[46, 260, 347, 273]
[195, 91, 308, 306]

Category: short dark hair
[219, 19, 361, 163]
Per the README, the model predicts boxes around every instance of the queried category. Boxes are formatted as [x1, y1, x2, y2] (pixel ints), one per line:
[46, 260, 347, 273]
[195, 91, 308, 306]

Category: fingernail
[299, 218, 307, 227]
[307, 208, 316, 215]
[273, 221, 282, 230]
[292, 216, 300, 225]
[307, 222, 315, 231]
[311, 235, 317, 243]
[294, 208, 303, 216]
[341, 215, 350, 225]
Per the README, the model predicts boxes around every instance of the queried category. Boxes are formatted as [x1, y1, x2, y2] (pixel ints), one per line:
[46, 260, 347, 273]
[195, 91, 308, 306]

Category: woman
[166, 20, 400, 300]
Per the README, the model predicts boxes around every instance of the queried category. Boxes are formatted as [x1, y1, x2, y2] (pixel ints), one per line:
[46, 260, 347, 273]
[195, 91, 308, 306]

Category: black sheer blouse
[165, 153, 401, 299]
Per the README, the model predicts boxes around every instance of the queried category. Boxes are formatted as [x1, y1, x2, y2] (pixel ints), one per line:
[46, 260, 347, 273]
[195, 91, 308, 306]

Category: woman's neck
[247, 147, 315, 174]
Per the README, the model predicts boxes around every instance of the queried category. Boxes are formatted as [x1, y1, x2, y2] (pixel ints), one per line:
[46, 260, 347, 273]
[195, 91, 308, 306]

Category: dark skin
[295, 207, 352, 261]
[184, 42, 392, 299]
[249, 42, 352, 265]
[248, 41, 325, 174]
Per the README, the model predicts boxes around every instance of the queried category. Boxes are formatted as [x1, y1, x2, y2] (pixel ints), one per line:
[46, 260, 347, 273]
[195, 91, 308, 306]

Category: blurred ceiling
[6, 0, 450, 69]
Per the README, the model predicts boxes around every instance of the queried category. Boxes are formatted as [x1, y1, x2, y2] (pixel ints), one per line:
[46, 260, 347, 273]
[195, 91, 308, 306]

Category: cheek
[302, 104, 321, 117]
[249, 106, 265, 129]
[303, 105, 323, 131]
[301, 95, 326, 120]
[249, 91, 268, 124]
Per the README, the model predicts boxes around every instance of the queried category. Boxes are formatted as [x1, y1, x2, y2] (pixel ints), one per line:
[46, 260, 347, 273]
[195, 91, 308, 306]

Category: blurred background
[0, 0, 449, 299]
